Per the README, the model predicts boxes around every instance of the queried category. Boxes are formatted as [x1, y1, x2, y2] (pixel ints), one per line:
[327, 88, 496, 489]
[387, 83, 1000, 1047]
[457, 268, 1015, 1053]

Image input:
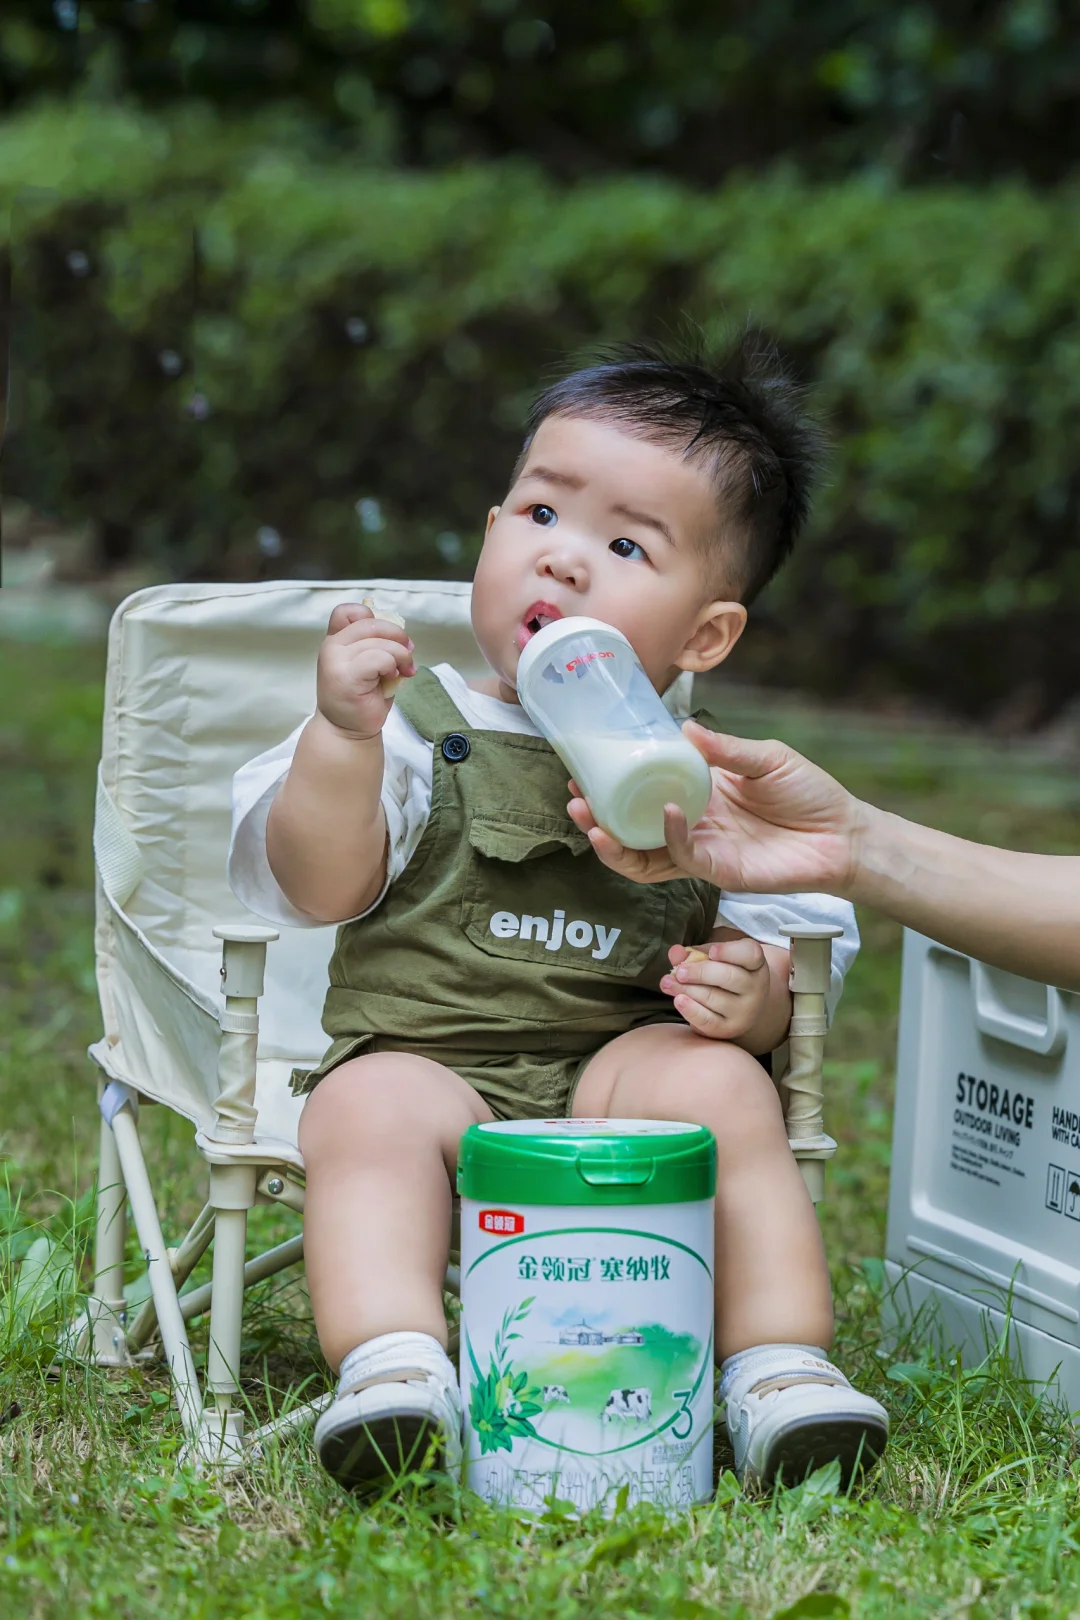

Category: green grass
[3, 637, 1080, 1617]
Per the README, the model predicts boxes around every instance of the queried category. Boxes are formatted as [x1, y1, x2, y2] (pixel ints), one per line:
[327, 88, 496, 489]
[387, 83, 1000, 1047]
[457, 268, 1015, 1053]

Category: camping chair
[69, 579, 842, 1468]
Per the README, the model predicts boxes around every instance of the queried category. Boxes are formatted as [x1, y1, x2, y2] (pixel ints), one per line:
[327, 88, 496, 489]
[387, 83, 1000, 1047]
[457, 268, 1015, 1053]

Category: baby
[229, 339, 888, 1494]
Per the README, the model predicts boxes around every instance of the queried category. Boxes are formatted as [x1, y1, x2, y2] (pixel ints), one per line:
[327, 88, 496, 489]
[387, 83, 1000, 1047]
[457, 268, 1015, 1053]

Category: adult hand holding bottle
[568, 721, 1080, 992]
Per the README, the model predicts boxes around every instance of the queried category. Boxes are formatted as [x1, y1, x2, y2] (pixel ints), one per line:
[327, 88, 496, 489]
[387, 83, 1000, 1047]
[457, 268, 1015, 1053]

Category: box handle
[971, 962, 1067, 1057]
[577, 1158, 653, 1186]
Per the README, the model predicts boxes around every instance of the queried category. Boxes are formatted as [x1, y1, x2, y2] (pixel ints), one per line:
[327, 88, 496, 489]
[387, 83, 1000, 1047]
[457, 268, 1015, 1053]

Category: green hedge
[5, 1, 1080, 185]
[5, 101, 1080, 718]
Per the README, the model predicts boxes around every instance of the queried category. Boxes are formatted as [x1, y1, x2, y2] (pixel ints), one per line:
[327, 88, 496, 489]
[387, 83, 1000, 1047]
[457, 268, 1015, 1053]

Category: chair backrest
[97, 580, 491, 1075]
[96, 579, 696, 1117]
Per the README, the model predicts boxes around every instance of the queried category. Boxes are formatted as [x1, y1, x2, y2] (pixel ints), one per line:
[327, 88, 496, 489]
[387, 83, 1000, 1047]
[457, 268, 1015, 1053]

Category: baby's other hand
[660, 938, 770, 1041]
[316, 603, 416, 740]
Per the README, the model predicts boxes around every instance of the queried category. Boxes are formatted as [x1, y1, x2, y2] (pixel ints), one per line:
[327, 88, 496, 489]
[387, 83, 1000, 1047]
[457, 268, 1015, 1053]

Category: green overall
[295, 669, 721, 1119]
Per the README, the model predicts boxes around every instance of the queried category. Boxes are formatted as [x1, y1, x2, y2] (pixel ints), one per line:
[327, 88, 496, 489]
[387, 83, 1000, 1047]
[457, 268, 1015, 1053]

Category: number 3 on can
[671, 1389, 693, 1441]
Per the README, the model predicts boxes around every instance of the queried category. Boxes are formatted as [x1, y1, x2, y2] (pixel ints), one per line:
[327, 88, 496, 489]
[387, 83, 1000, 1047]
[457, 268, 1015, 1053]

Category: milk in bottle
[515, 617, 712, 849]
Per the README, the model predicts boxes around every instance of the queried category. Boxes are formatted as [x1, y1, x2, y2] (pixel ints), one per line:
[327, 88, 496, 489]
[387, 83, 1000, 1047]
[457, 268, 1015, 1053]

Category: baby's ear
[676, 601, 747, 674]
[485, 505, 501, 537]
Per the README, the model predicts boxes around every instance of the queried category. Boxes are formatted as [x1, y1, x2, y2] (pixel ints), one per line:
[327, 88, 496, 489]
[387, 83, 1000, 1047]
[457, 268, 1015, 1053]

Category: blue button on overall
[442, 733, 471, 762]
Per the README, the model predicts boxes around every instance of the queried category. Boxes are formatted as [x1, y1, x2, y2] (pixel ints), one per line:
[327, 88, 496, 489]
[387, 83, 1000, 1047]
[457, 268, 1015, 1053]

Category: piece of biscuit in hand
[683, 949, 709, 964]
[362, 596, 408, 696]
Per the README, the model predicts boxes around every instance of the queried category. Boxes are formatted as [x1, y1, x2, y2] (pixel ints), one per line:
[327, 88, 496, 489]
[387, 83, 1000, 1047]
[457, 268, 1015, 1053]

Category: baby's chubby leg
[299, 1052, 493, 1371]
[300, 1052, 492, 1491]
[572, 1022, 832, 1359]
[574, 1023, 888, 1486]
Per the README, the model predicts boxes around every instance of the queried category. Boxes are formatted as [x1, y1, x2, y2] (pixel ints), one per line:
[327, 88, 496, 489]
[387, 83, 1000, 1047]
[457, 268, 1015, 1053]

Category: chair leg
[194, 1163, 257, 1468]
[246, 1393, 333, 1458]
[82, 1093, 131, 1365]
[177, 1232, 304, 1326]
[125, 1204, 216, 1353]
[107, 1090, 204, 1441]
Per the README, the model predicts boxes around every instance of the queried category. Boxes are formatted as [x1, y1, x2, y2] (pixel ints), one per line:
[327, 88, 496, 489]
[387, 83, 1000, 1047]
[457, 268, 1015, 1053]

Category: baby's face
[471, 415, 735, 697]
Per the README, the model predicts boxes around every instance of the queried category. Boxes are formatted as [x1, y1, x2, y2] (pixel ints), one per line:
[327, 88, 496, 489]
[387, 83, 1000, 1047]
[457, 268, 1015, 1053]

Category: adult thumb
[681, 722, 794, 781]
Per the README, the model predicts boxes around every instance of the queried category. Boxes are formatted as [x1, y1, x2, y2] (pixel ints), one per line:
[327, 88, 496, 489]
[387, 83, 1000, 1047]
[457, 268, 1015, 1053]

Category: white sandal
[721, 1344, 888, 1488]
[314, 1334, 462, 1493]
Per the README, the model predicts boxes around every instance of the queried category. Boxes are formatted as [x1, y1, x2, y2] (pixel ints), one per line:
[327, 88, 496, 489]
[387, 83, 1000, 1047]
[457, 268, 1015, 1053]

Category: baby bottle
[515, 616, 712, 849]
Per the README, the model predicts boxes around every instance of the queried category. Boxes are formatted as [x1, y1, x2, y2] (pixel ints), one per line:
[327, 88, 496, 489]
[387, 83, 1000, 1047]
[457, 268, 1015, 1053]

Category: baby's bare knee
[664, 1043, 787, 1148]
[298, 1053, 452, 1164]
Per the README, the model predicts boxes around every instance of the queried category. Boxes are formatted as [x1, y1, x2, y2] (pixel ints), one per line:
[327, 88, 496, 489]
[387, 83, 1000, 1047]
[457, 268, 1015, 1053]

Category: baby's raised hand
[316, 603, 416, 740]
[660, 938, 770, 1041]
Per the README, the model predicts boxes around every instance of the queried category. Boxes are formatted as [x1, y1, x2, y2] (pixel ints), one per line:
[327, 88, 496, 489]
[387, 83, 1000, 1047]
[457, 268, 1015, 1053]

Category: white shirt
[228, 662, 859, 1017]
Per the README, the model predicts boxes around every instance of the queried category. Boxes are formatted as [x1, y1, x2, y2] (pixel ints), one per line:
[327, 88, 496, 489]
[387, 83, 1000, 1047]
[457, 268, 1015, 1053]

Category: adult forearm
[266, 713, 388, 923]
[850, 805, 1080, 990]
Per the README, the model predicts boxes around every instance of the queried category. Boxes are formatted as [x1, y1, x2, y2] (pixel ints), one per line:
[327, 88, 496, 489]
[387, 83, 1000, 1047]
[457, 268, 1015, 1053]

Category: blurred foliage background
[2, 1, 1079, 720]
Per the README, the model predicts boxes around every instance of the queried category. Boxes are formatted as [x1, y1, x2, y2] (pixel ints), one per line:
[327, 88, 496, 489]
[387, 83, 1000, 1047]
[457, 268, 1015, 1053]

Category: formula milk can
[457, 1119, 716, 1514]
[514, 616, 712, 850]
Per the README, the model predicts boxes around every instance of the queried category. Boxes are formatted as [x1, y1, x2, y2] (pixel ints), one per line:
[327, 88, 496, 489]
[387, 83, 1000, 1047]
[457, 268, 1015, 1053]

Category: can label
[477, 1209, 525, 1235]
[460, 1198, 714, 1513]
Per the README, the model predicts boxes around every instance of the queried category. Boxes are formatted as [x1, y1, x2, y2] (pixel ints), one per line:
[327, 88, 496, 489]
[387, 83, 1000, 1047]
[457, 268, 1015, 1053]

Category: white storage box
[885, 930, 1080, 1409]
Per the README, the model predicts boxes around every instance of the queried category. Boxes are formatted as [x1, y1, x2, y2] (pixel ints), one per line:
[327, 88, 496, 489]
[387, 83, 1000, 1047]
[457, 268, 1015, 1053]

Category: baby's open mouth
[519, 602, 563, 646]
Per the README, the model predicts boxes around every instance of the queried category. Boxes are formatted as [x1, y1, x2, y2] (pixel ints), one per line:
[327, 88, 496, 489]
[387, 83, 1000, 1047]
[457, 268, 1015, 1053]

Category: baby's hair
[513, 332, 827, 603]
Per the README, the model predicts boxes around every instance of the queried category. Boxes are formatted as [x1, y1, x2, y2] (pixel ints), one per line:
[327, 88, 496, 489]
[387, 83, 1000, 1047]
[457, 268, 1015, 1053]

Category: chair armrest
[780, 925, 843, 1204]
[212, 924, 280, 999]
[209, 924, 280, 1146]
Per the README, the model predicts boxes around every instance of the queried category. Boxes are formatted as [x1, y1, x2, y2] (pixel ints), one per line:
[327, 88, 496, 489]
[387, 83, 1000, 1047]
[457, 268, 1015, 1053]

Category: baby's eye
[529, 504, 558, 528]
[610, 537, 647, 562]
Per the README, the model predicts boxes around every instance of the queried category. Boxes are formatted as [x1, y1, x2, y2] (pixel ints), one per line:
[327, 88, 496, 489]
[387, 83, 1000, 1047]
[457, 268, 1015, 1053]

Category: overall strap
[393, 668, 470, 742]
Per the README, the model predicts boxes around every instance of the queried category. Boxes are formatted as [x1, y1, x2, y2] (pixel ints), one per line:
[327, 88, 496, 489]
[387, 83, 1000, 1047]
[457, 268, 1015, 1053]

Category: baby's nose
[539, 548, 589, 590]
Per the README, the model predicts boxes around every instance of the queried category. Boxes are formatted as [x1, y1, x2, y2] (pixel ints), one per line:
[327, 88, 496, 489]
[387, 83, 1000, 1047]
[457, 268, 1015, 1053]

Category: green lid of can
[457, 1119, 716, 1206]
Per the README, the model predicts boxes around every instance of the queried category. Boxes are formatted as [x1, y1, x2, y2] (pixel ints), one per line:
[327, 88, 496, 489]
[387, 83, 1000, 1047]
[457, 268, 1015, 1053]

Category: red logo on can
[479, 1208, 524, 1235]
